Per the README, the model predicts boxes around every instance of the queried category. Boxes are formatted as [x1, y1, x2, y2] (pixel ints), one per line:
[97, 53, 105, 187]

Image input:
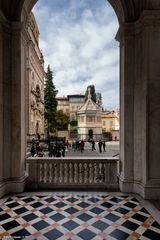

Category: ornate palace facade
[26, 12, 45, 137]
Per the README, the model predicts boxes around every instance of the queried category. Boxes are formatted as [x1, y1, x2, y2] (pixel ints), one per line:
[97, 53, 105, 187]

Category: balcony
[26, 157, 119, 190]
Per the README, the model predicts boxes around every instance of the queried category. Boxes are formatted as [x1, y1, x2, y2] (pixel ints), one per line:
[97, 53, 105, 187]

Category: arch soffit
[22, 0, 139, 24]
[107, 0, 145, 24]
[2, 0, 160, 23]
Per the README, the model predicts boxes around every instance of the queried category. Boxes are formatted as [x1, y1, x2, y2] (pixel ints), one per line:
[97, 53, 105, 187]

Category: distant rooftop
[56, 94, 85, 100]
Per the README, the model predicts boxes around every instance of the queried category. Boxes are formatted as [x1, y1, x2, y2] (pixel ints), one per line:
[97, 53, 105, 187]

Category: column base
[119, 175, 160, 199]
[0, 172, 28, 198]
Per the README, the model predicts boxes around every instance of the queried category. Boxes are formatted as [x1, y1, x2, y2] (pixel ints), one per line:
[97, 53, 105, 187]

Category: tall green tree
[55, 110, 70, 130]
[44, 65, 58, 134]
[85, 84, 97, 103]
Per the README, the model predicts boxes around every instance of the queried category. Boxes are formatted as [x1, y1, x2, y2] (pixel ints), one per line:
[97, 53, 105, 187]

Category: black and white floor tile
[0, 193, 160, 239]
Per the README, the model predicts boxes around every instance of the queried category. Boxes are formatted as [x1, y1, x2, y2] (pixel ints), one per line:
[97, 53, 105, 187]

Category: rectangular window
[97, 116, 101, 122]
[87, 116, 95, 122]
[110, 121, 113, 126]
[81, 116, 84, 122]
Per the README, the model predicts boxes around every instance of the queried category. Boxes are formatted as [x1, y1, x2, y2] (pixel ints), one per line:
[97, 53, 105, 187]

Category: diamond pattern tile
[0, 194, 160, 240]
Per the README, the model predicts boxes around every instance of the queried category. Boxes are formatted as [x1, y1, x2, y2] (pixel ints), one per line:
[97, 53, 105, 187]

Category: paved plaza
[65, 141, 119, 158]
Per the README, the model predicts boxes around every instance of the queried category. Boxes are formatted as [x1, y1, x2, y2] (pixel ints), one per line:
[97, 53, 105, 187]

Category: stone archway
[1, 0, 160, 199]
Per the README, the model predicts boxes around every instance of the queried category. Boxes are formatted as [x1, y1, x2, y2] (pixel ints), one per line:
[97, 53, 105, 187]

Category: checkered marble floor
[0, 194, 160, 240]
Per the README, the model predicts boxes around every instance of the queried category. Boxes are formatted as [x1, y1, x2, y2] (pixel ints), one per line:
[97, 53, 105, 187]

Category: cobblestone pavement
[65, 141, 119, 158]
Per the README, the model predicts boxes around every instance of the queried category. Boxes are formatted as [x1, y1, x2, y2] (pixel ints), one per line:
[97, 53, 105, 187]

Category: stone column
[117, 24, 135, 193]
[140, 11, 160, 199]
[0, 14, 4, 186]
[11, 22, 27, 177]
[118, 10, 160, 199]
[0, 20, 29, 197]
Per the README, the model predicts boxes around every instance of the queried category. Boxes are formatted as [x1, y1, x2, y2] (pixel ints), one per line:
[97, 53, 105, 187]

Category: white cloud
[33, 0, 119, 109]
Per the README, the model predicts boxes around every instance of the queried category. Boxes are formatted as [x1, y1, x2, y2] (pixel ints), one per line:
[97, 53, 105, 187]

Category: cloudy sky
[33, 0, 119, 110]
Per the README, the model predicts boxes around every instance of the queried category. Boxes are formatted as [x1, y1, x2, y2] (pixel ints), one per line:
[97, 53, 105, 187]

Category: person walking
[61, 145, 66, 157]
[92, 140, 96, 151]
[48, 144, 53, 157]
[30, 144, 36, 157]
[103, 141, 106, 152]
[98, 139, 102, 153]
[65, 140, 69, 149]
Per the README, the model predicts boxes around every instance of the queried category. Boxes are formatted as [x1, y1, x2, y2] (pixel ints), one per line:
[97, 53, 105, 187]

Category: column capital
[116, 10, 160, 44]
[116, 10, 160, 43]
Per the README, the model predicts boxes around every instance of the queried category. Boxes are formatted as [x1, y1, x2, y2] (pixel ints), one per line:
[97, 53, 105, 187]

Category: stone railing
[26, 157, 119, 190]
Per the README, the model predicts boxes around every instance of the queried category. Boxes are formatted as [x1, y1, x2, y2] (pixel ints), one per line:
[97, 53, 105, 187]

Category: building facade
[102, 111, 120, 132]
[57, 93, 120, 139]
[26, 12, 45, 138]
[77, 89, 103, 140]
[57, 94, 85, 120]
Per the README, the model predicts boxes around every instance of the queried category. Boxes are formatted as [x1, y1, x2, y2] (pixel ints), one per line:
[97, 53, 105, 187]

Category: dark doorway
[88, 129, 93, 139]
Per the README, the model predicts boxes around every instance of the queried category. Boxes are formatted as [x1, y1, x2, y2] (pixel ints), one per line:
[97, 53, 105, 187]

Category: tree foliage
[44, 65, 58, 134]
[85, 85, 97, 103]
[70, 119, 78, 126]
[55, 110, 70, 130]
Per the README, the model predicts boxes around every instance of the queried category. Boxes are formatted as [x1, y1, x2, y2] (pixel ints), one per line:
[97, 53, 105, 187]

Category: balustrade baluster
[84, 163, 88, 183]
[59, 163, 63, 183]
[100, 163, 105, 183]
[64, 163, 68, 183]
[110, 162, 116, 183]
[79, 163, 82, 183]
[69, 163, 73, 183]
[49, 163, 52, 183]
[54, 163, 59, 183]
[102, 163, 105, 182]
[94, 163, 97, 183]
[44, 163, 48, 183]
[105, 163, 110, 183]
[39, 163, 43, 182]
[74, 163, 78, 183]
[89, 163, 94, 183]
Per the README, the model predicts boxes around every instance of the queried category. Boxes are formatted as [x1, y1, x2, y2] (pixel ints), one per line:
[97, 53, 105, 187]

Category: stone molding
[0, 172, 28, 198]
[119, 176, 160, 199]
[0, 10, 7, 23]
[107, 0, 124, 24]
[116, 10, 160, 42]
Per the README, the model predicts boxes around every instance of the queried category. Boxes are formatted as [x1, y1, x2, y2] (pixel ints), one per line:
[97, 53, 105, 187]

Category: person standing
[31, 138, 35, 145]
[62, 145, 66, 157]
[80, 140, 84, 152]
[98, 139, 102, 153]
[103, 141, 106, 152]
[30, 144, 36, 157]
[48, 144, 53, 157]
[37, 133, 40, 141]
[65, 140, 69, 149]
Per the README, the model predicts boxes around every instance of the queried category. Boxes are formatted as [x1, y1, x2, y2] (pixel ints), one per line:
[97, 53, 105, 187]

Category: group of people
[30, 138, 44, 157]
[30, 136, 106, 157]
[72, 140, 85, 152]
[89, 139, 106, 153]
[48, 143, 66, 157]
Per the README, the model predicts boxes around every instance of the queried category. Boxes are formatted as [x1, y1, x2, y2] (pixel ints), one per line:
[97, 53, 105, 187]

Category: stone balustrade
[26, 157, 119, 190]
